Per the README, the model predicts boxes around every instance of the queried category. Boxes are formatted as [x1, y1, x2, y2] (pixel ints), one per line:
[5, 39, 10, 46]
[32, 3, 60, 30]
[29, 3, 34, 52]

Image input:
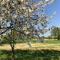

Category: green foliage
[51, 27, 60, 40]
[0, 0, 55, 59]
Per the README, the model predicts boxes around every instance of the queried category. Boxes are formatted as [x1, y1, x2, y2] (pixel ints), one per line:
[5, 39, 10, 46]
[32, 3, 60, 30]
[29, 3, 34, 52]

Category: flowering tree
[0, 0, 55, 59]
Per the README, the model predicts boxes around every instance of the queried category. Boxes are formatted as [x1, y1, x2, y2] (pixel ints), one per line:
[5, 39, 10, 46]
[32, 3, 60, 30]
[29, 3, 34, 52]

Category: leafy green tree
[0, 0, 55, 60]
[51, 26, 60, 40]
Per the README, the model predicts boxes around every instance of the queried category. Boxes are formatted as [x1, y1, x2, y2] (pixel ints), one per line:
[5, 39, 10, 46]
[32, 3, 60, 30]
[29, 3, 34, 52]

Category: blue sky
[47, 0, 60, 27]
[33, 0, 60, 28]
[54, 0, 60, 27]
[44, 0, 60, 36]
[32, 0, 60, 36]
[40, 0, 60, 36]
[45, 0, 60, 36]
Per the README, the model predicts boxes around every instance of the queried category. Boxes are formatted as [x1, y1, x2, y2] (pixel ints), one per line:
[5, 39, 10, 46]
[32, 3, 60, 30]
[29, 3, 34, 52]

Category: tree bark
[11, 44, 15, 60]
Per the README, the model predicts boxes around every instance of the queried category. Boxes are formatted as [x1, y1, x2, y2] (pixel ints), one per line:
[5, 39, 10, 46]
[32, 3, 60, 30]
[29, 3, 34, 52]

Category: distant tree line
[51, 26, 60, 40]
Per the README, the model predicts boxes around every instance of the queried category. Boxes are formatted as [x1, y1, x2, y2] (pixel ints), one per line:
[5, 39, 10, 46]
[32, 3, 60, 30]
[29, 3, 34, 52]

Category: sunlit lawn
[0, 39, 60, 60]
[0, 39, 60, 50]
[44, 39, 60, 44]
[32, 39, 60, 44]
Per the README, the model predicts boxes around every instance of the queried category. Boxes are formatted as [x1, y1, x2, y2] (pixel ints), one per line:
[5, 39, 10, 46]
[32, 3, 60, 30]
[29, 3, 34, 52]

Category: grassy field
[0, 39, 60, 50]
[0, 43, 60, 51]
[32, 39, 60, 44]
[0, 39, 60, 60]
[44, 39, 60, 44]
[0, 49, 60, 60]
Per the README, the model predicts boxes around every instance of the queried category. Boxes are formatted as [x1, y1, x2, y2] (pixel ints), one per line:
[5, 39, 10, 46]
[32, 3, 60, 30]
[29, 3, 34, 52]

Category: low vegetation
[0, 49, 60, 60]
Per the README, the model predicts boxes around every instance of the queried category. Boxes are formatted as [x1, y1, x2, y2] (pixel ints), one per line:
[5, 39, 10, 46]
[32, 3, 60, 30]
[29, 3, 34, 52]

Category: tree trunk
[11, 29, 15, 60]
[58, 35, 60, 40]
[11, 44, 15, 60]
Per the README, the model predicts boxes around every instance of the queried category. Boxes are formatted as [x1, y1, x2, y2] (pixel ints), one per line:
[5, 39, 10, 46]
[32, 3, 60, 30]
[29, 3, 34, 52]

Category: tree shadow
[0, 49, 60, 60]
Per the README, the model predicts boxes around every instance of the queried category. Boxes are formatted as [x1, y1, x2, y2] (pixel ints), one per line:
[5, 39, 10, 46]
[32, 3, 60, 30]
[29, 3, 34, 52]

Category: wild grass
[0, 49, 60, 60]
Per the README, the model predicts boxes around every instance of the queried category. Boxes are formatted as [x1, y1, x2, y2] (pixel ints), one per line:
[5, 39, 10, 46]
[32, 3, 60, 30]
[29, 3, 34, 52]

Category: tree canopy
[0, 0, 55, 59]
[51, 26, 60, 40]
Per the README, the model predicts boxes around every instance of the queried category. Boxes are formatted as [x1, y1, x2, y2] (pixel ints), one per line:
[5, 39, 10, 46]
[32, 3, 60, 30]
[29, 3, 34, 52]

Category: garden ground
[0, 39, 60, 60]
[0, 39, 60, 51]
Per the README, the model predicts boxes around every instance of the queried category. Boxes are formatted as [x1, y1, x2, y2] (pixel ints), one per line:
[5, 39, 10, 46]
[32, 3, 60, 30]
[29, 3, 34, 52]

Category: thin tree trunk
[11, 28, 15, 60]
[11, 44, 15, 60]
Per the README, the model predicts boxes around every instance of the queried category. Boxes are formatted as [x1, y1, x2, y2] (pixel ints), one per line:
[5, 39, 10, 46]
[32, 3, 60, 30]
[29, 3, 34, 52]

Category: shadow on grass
[0, 49, 60, 60]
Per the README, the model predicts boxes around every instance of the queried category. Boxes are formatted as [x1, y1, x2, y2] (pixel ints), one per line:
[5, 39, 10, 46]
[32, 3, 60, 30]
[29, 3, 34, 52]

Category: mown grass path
[0, 43, 60, 51]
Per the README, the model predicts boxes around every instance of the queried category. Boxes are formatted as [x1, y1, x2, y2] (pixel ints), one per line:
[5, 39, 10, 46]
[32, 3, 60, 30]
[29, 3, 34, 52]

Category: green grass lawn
[0, 39, 60, 60]
[44, 39, 60, 44]
[0, 39, 60, 50]
[0, 49, 60, 60]
[32, 39, 60, 44]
